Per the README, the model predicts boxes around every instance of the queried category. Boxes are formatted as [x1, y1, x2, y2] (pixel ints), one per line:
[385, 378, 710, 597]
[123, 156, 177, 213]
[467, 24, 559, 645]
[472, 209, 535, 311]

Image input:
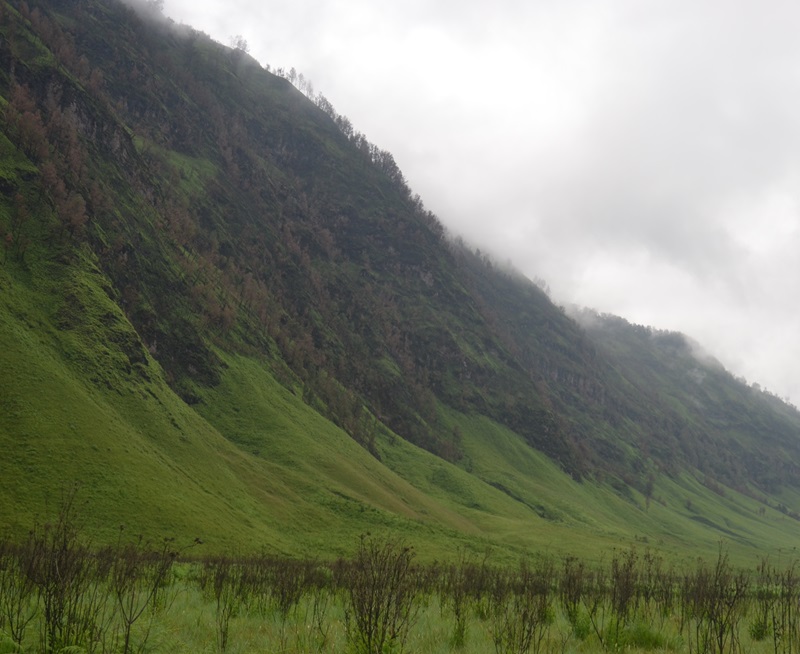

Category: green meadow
[2, 518, 799, 654]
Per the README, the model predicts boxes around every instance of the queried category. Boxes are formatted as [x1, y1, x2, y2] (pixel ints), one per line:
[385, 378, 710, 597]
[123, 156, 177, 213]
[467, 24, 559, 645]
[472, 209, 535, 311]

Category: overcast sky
[160, 0, 800, 404]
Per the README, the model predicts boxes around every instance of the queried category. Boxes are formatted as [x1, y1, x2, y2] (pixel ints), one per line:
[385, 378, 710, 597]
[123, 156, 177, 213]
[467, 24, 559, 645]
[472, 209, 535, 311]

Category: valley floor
[2, 528, 796, 654]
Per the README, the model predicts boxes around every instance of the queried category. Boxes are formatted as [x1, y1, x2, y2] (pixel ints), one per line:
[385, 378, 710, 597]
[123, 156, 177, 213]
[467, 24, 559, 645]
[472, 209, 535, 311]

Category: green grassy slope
[1, 256, 268, 545]
[0, 249, 484, 555]
[6, 244, 800, 563]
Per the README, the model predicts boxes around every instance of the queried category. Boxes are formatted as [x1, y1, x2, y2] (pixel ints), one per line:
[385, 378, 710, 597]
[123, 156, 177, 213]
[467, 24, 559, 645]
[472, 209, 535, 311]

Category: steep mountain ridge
[2, 0, 800, 559]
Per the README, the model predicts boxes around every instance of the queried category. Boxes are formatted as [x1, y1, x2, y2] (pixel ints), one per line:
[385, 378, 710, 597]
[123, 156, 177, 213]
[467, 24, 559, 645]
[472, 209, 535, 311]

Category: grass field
[2, 516, 799, 654]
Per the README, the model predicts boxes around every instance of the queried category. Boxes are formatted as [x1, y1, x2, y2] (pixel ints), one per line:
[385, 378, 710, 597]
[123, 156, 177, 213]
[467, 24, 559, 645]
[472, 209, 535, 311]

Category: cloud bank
[161, 0, 800, 403]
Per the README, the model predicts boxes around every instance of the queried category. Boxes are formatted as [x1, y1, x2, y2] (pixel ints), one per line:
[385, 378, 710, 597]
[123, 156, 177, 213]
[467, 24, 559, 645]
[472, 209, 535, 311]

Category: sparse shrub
[110, 531, 178, 654]
[30, 488, 112, 654]
[440, 551, 489, 649]
[488, 557, 555, 654]
[268, 557, 314, 651]
[239, 552, 270, 618]
[653, 561, 678, 628]
[268, 557, 306, 622]
[237, 554, 334, 651]
[341, 534, 419, 654]
[681, 546, 749, 654]
[638, 549, 662, 624]
[296, 563, 333, 653]
[769, 562, 800, 654]
[0, 532, 41, 646]
[560, 555, 585, 628]
[749, 558, 775, 643]
[608, 548, 639, 643]
[582, 565, 611, 649]
[200, 556, 247, 653]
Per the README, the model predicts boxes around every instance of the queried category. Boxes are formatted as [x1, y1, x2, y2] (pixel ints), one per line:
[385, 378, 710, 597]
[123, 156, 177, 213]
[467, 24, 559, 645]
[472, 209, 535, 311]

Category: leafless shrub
[0, 532, 41, 646]
[200, 555, 247, 653]
[109, 531, 178, 654]
[769, 562, 800, 654]
[607, 548, 639, 644]
[29, 488, 112, 653]
[582, 564, 610, 648]
[294, 562, 333, 653]
[440, 551, 489, 649]
[681, 547, 749, 654]
[488, 557, 555, 654]
[340, 534, 419, 654]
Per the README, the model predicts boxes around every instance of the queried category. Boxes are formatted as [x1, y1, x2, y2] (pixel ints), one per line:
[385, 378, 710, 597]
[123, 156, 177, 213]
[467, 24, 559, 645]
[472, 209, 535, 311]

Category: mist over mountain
[2, 0, 800, 558]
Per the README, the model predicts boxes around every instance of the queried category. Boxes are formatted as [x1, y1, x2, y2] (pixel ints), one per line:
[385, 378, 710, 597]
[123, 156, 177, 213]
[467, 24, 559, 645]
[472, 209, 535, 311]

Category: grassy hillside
[2, 0, 800, 565]
[6, 240, 800, 563]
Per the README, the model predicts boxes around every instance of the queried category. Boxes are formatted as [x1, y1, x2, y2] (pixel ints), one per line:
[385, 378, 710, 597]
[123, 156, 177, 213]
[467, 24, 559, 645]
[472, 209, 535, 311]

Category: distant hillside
[2, 0, 800, 560]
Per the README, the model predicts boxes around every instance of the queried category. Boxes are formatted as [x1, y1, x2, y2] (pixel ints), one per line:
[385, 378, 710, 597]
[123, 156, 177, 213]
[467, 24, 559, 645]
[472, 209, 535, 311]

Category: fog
[160, 0, 800, 404]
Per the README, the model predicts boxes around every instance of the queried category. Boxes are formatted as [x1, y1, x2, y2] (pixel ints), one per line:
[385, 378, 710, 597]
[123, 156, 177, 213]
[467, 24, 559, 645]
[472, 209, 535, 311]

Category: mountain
[2, 0, 800, 561]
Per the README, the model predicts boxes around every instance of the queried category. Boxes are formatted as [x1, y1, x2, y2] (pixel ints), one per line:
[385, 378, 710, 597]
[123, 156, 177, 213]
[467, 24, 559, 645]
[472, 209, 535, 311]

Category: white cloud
[162, 0, 800, 403]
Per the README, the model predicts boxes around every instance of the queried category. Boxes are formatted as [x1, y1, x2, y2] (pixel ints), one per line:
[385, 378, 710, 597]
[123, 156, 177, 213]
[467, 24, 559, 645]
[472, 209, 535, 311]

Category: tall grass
[4, 502, 800, 653]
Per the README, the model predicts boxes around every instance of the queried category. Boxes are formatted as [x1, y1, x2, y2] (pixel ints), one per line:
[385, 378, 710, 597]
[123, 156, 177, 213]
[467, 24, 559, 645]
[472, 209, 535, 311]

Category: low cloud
[163, 0, 800, 403]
